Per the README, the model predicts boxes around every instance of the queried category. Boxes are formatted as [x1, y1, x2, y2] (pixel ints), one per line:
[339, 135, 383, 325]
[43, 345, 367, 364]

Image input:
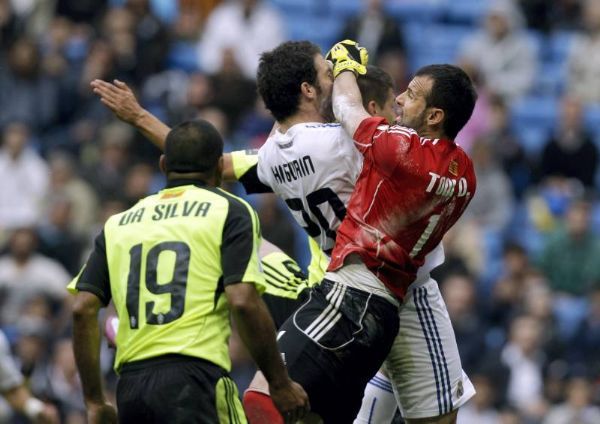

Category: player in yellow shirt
[70, 120, 309, 424]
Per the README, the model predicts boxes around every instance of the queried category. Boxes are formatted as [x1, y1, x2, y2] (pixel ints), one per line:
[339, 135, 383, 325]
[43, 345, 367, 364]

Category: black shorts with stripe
[277, 279, 399, 423]
[117, 354, 245, 424]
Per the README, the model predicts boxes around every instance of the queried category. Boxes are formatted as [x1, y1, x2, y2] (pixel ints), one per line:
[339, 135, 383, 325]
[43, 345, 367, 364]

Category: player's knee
[242, 390, 283, 424]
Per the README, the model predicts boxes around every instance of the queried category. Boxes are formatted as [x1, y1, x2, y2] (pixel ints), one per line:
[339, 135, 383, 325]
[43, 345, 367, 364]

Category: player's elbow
[225, 283, 260, 315]
[72, 292, 101, 322]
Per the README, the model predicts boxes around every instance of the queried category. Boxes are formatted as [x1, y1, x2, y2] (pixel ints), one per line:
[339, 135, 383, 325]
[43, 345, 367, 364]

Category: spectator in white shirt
[198, 0, 286, 79]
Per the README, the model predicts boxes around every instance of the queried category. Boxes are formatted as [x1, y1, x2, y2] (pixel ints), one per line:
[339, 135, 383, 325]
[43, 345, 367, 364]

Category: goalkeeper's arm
[328, 41, 370, 136]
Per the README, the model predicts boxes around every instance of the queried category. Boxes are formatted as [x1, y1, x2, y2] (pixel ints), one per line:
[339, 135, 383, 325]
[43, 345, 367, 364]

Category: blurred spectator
[0, 122, 49, 233]
[82, 121, 131, 201]
[538, 199, 600, 296]
[0, 228, 70, 327]
[45, 338, 85, 422]
[501, 315, 548, 420]
[338, 0, 407, 87]
[569, 289, 600, 374]
[458, 374, 502, 424]
[485, 94, 531, 199]
[0, 36, 59, 130]
[123, 162, 156, 206]
[539, 97, 599, 189]
[544, 377, 600, 424]
[125, 0, 169, 81]
[0, 0, 19, 50]
[567, 0, 600, 103]
[199, 0, 286, 80]
[38, 194, 84, 275]
[208, 50, 257, 128]
[463, 138, 514, 231]
[518, 0, 583, 32]
[441, 273, 486, 374]
[455, 69, 492, 154]
[56, 0, 108, 23]
[47, 152, 99, 237]
[526, 177, 585, 234]
[459, 0, 536, 101]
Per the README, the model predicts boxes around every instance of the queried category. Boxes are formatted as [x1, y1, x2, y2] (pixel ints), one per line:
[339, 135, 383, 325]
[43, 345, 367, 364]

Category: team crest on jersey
[448, 160, 458, 176]
[457, 381, 464, 398]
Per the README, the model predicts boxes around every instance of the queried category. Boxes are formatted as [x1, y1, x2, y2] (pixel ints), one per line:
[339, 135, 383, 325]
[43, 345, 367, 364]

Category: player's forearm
[72, 306, 105, 404]
[229, 292, 290, 387]
[333, 72, 370, 138]
[133, 110, 171, 151]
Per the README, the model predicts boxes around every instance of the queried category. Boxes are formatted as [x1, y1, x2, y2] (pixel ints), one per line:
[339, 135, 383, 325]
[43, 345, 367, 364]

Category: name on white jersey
[426, 172, 471, 198]
[271, 155, 316, 184]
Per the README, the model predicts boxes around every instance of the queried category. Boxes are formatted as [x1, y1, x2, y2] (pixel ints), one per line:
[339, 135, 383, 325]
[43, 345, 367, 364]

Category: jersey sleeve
[67, 230, 112, 306]
[221, 198, 267, 291]
[230, 150, 273, 194]
[0, 331, 23, 392]
[353, 116, 414, 177]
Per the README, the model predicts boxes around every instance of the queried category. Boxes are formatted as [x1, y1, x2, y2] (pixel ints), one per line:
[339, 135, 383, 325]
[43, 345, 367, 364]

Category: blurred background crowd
[0, 0, 599, 422]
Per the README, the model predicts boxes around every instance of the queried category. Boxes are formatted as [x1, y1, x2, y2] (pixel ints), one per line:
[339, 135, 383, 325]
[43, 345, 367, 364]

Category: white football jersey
[256, 123, 362, 254]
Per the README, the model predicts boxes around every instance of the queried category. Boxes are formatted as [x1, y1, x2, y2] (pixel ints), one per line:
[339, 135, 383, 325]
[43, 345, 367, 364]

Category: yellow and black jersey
[68, 180, 265, 373]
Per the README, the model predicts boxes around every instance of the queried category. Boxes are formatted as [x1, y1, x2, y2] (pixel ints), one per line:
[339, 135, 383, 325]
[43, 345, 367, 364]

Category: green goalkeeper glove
[326, 40, 369, 78]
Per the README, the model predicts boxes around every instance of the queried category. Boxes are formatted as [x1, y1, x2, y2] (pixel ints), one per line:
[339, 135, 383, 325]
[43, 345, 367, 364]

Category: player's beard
[398, 108, 427, 134]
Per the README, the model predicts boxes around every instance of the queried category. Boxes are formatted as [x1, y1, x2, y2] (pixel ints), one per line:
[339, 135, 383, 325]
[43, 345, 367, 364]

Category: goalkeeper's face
[313, 54, 335, 122]
[395, 76, 431, 134]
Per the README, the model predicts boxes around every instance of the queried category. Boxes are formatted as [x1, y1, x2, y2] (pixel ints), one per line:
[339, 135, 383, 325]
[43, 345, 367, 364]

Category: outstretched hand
[90, 79, 145, 124]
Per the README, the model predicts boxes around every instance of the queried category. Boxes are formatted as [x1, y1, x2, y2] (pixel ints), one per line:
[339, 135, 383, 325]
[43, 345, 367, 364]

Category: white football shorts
[383, 278, 476, 419]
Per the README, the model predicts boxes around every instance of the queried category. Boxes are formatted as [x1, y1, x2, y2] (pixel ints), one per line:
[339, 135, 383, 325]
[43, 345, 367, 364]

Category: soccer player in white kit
[91, 41, 474, 423]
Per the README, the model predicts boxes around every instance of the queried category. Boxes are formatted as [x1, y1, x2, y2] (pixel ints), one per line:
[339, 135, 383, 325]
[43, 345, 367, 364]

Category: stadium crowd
[0, 0, 599, 422]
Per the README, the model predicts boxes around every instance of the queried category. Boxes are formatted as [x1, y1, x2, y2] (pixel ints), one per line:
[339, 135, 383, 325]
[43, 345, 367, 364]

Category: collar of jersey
[165, 178, 208, 189]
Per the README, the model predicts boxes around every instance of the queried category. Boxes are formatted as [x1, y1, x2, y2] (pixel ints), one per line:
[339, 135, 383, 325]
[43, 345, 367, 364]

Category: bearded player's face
[313, 54, 335, 122]
[395, 75, 432, 134]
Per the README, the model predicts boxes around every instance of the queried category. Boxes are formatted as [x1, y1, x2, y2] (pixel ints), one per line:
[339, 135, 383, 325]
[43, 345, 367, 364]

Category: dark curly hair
[257, 41, 321, 122]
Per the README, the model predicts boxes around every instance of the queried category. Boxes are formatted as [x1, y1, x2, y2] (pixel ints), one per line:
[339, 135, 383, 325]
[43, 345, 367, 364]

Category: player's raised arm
[327, 40, 371, 137]
[91, 79, 171, 150]
[90, 79, 239, 181]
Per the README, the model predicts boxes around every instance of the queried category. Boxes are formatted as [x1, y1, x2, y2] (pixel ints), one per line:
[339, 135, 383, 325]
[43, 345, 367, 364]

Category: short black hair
[164, 120, 223, 173]
[414, 64, 477, 139]
[358, 66, 395, 110]
[257, 41, 321, 122]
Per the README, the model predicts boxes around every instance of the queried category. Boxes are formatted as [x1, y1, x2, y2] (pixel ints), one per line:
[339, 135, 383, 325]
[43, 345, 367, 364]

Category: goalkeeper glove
[326, 40, 369, 78]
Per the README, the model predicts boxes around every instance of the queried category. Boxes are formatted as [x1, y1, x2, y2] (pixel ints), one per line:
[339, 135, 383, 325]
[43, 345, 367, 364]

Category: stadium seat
[286, 14, 344, 51]
[445, 0, 488, 24]
[403, 24, 474, 72]
[510, 95, 557, 155]
[166, 41, 200, 73]
[547, 30, 577, 63]
[328, 0, 363, 16]
[511, 95, 558, 128]
[534, 62, 566, 96]
[387, 0, 447, 23]
[583, 103, 600, 135]
[268, 0, 317, 14]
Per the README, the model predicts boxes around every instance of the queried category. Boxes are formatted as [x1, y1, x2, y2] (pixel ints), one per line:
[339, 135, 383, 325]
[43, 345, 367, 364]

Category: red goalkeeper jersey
[328, 117, 477, 300]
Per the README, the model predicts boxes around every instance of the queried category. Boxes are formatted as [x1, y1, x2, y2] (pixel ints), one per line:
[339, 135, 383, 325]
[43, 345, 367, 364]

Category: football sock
[243, 390, 284, 424]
